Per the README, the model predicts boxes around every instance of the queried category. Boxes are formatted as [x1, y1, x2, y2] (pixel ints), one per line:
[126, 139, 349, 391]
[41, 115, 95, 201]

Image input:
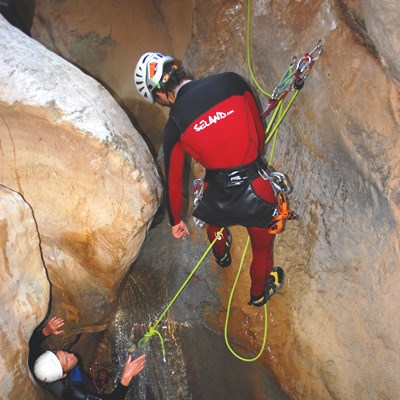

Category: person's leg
[247, 226, 275, 298]
[247, 226, 285, 305]
[207, 224, 232, 267]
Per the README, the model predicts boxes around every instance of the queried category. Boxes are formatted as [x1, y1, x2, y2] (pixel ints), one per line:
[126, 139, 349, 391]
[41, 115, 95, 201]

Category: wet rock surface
[107, 220, 289, 400]
[1, 0, 400, 399]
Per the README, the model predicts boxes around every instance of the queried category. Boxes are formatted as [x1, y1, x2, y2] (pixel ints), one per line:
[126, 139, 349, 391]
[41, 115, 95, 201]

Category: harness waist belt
[205, 157, 268, 187]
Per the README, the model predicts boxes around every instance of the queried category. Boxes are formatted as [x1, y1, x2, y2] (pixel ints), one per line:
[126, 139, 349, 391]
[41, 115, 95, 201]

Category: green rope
[223, 0, 299, 363]
[138, 228, 225, 359]
[222, 0, 272, 364]
[224, 236, 268, 362]
[265, 90, 299, 145]
[265, 90, 299, 164]
[246, 0, 300, 166]
[246, 0, 270, 97]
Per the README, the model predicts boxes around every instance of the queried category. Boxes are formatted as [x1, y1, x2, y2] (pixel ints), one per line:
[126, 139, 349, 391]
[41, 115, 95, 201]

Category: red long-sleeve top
[163, 72, 265, 226]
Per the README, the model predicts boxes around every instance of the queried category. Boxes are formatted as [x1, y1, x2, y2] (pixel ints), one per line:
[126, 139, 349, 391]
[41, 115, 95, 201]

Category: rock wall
[247, 3, 400, 399]
[0, 185, 49, 399]
[28, 0, 193, 152]
[0, 14, 161, 398]
[2, 0, 400, 399]
[185, 1, 400, 399]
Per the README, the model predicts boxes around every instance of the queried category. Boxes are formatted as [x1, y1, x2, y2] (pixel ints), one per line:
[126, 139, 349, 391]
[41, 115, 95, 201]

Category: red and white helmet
[134, 52, 175, 103]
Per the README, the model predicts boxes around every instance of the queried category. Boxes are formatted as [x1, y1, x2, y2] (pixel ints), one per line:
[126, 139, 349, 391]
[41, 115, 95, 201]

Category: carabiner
[309, 39, 323, 61]
[269, 171, 293, 194]
[193, 178, 204, 198]
[258, 168, 270, 180]
[296, 54, 313, 75]
[295, 40, 323, 81]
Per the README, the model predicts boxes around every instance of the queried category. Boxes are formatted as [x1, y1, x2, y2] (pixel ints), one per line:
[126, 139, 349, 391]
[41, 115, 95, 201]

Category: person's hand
[171, 220, 189, 239]
[120, 354, 146, 387]
[42, 316, 64, 337]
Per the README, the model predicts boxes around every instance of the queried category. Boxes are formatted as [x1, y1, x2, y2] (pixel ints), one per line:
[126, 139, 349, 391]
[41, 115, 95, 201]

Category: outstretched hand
[171, 220, 189, 239]
[42, 316, 64, 337]
[120, 354, 146, 387]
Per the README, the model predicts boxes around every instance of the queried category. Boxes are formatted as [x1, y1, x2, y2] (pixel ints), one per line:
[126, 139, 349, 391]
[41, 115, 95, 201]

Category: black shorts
[192, 158, 277, 228]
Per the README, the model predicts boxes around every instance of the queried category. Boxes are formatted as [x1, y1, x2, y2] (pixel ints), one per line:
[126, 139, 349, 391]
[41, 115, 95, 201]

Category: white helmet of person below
[34, 351, 64, 383]
[134, 52, 176, 103]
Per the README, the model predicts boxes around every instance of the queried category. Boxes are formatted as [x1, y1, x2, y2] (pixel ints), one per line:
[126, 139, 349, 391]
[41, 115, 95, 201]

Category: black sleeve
[62, 386, 88, 400]
[62, 383, 128, 400]
[108, 383, 129, 400]
[28, 328, 47, 373]
[28, 328, 67, 399]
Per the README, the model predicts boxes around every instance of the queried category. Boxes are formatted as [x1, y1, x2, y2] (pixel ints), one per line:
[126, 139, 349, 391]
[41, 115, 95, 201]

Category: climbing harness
[135, 228, 225, 360]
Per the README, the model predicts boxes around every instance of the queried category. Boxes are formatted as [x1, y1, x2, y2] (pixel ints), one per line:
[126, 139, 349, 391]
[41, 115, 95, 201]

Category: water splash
[107, 219, 289, 399]
[113, 315, 192, 400]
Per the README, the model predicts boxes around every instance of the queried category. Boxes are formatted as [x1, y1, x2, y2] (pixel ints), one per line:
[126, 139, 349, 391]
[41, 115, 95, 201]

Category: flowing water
[109, 215, 290, 400]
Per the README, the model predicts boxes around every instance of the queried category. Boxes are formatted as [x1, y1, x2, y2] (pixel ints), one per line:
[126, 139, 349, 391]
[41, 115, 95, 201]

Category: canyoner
[132, 39, 323, 364]
[132, 1, 323, 364]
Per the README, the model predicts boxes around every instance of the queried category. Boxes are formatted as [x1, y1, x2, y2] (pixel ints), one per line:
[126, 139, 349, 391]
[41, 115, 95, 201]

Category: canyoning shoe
[248, 266, 285, 307]
[213, 229, 232, 268]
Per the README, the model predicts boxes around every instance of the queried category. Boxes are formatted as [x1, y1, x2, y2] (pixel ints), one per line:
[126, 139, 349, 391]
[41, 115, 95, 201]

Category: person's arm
[42, 316, 65, 337]
[105, 354, 146, 400]
[171, 220, 189, 239]
[62, 355, 146, 400]
[163, 118, 190, 238]
[119, 354, 145, 387]
[28, 316, 65, 373]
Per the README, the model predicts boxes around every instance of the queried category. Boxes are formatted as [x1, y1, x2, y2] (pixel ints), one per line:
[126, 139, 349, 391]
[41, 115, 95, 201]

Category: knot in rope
[138, 327, 167, 361]
[135, 228, 225, 362]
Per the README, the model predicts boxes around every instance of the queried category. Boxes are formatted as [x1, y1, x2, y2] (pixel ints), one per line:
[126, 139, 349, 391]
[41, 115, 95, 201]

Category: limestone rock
[0, 14, 161, 334]
[3, 1, 400, 399]
[0, 185, 50, 400]
[336, 0, 400, 85]
[189, 2, 400, 399]
[28, 0, 193, 151]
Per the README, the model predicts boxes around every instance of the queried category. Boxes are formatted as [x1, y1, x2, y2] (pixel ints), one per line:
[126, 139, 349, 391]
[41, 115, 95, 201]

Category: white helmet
[34, 351, 63, 383]
[134, 52, 175, 103]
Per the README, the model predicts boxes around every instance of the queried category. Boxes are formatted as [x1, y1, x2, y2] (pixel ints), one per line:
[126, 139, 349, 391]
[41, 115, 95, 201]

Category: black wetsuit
[28, 327, 128, 400]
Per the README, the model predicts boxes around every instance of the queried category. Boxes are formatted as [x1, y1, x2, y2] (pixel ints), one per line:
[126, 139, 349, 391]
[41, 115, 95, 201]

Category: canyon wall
[0, 14, 161, 399]
[0, 185, 49, 399]
[1, 0, 399, 399]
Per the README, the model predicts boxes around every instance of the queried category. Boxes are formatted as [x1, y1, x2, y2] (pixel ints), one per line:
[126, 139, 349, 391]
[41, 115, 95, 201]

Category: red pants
[207, 225, 275, 297]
